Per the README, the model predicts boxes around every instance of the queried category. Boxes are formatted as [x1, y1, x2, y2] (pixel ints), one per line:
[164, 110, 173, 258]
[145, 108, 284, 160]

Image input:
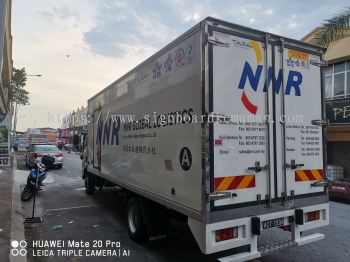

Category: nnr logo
[96, 116, 121, 145]
[237, 40, 303, 115]
[10, 240, 27, 257]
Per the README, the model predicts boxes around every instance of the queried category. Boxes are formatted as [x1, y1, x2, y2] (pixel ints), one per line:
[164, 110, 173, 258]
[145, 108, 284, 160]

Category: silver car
[25, 144, 63, 168]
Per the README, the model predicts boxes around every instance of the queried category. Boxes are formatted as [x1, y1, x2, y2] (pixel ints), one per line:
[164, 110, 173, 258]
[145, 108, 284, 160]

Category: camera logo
[10, 240, 27, 256]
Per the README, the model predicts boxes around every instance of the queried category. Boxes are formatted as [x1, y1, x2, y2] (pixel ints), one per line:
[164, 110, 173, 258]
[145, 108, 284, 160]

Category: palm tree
[316, 7, 350, 47]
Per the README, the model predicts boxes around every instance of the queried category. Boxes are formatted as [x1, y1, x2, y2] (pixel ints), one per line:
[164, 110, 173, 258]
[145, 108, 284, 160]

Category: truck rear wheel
[84, 173, 95, 195]
[126, 197, 146, 243]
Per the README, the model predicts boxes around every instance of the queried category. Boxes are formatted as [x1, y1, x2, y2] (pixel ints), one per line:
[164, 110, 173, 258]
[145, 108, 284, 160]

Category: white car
[25, 144, 63, 168]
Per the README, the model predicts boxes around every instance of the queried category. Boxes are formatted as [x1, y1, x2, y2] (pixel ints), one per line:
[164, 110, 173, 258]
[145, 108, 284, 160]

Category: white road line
[75, 187, 86, 191]
[66, 170, 72, 174]
[45, 204, 105, 212]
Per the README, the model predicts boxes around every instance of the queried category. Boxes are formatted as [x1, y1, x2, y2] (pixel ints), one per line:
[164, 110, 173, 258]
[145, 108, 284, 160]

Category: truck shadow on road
[23, 187, 220, 262]
[15, 153, 238, 262]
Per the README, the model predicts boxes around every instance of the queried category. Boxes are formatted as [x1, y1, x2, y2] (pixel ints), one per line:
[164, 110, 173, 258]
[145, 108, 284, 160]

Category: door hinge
[311, 119, 329, 126]
[265, 194, 272, 208]
[281, 192, 287, 202]
[207, 35, 230, 47]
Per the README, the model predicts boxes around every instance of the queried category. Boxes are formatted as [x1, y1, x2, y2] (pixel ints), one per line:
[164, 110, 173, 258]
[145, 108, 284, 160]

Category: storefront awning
[326, 126, 350, 141]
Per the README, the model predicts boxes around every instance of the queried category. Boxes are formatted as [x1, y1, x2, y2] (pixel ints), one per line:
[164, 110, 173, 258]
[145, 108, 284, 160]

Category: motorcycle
[21, 155, 55, 201]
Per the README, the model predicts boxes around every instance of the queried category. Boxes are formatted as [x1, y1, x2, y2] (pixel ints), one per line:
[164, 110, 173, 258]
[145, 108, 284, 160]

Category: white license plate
[262, 218, 285, 229]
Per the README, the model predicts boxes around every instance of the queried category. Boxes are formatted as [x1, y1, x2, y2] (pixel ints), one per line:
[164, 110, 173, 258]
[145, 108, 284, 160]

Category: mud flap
[138, 197, 168, 241]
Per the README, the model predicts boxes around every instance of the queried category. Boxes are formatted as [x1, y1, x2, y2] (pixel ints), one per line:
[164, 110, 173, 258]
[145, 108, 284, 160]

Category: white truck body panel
[86, 17, 329, 259]
[88, 31, 203, 213]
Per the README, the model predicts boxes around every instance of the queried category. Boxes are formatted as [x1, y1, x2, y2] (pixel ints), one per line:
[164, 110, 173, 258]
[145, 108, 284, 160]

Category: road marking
[66, 170, 72, 174]
[75, 187, 86, 191]
[46, 204, 105, 212]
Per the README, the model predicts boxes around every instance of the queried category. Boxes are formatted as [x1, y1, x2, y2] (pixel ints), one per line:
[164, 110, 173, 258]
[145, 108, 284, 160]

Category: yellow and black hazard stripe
[214, 174, 255, 192]
[295, 169, 324, 182]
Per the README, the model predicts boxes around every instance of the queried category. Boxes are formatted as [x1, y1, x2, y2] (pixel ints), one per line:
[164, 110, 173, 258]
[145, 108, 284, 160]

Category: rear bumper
[54, 157, 63, 165]
[188, 203, 329, 260]
[37, 156, 63, 166]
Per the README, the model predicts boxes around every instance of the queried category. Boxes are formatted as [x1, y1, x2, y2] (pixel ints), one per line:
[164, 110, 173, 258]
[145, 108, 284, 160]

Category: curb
[9, 155, 27, 262]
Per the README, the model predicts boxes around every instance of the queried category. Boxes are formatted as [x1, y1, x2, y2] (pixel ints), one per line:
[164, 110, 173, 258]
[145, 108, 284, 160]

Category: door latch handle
[311, 180, 329, 188]
[209, 191, 237, 201]
[285, 159, 304, 170]
[311, 119, 329, 126]
[310, 60, 327, 67]
[248, 161, 268, 172]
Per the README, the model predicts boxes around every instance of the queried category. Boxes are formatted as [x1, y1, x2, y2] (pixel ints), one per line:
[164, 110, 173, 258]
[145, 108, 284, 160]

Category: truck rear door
[275, 46, 325, 198]
[208, 26, 325, 210]
[208, 28, 275, 209]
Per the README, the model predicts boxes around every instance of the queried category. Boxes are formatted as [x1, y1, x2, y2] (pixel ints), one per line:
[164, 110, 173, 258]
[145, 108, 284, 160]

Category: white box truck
[82, 17, 329, 261]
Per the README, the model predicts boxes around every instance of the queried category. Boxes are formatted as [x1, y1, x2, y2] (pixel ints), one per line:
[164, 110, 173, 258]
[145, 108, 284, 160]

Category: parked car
[25, 144, 63, 169]
[329, 178, 350, 201]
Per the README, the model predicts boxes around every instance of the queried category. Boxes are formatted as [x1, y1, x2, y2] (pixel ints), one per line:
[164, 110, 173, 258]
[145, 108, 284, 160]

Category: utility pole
[12, 95, 18, 135]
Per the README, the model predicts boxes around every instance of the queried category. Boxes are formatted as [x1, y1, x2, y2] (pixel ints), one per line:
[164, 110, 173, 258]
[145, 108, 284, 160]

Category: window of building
[324, 60, 350, 99]
[347, 72, 350, 95]
[334, 73, 345, 96]
[325, 75, 332, 98]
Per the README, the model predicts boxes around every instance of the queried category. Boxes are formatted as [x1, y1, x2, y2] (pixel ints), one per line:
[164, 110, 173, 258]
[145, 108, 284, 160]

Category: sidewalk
[0, 153, 26, 262]
[0, 155, 14, 262]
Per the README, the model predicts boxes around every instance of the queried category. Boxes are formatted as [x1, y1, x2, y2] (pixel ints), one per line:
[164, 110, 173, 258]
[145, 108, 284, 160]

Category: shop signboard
[0, 113, 11, 166]
[326, 98, 350, 124]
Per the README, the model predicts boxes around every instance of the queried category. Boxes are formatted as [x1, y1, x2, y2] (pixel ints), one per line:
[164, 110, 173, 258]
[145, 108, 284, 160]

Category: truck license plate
[262, 218, 284, 229]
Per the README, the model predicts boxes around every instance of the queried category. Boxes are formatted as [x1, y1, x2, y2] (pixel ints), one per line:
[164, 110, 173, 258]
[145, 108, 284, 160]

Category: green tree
[8, 67, 29, 105]
[9, 68, 29, 133]
[316, 7, 350, 47]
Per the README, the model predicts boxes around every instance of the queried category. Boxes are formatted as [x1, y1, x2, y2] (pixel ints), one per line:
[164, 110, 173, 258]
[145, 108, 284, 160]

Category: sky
[12, 0, 349, 131]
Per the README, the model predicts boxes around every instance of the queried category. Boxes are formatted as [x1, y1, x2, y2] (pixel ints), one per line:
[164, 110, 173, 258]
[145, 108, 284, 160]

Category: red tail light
[55, 153, 63, 157]
[305, 211, 320, 222]
[215, 227, 238, 242]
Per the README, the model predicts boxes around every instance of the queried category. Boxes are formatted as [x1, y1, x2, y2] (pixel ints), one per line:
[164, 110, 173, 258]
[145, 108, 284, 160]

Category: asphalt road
[18, 152, 350, 262]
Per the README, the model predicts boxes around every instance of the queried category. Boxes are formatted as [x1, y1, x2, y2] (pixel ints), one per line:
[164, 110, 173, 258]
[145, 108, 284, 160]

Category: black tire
[84, 172, 95, 195]
[126, 197, 146, 243]
[21, 186, 33, 201]
[57, 164, 63, 169]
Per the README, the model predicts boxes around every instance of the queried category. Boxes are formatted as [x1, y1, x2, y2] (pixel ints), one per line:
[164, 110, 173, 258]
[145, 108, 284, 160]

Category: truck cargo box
[85, 17, 329, 261]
